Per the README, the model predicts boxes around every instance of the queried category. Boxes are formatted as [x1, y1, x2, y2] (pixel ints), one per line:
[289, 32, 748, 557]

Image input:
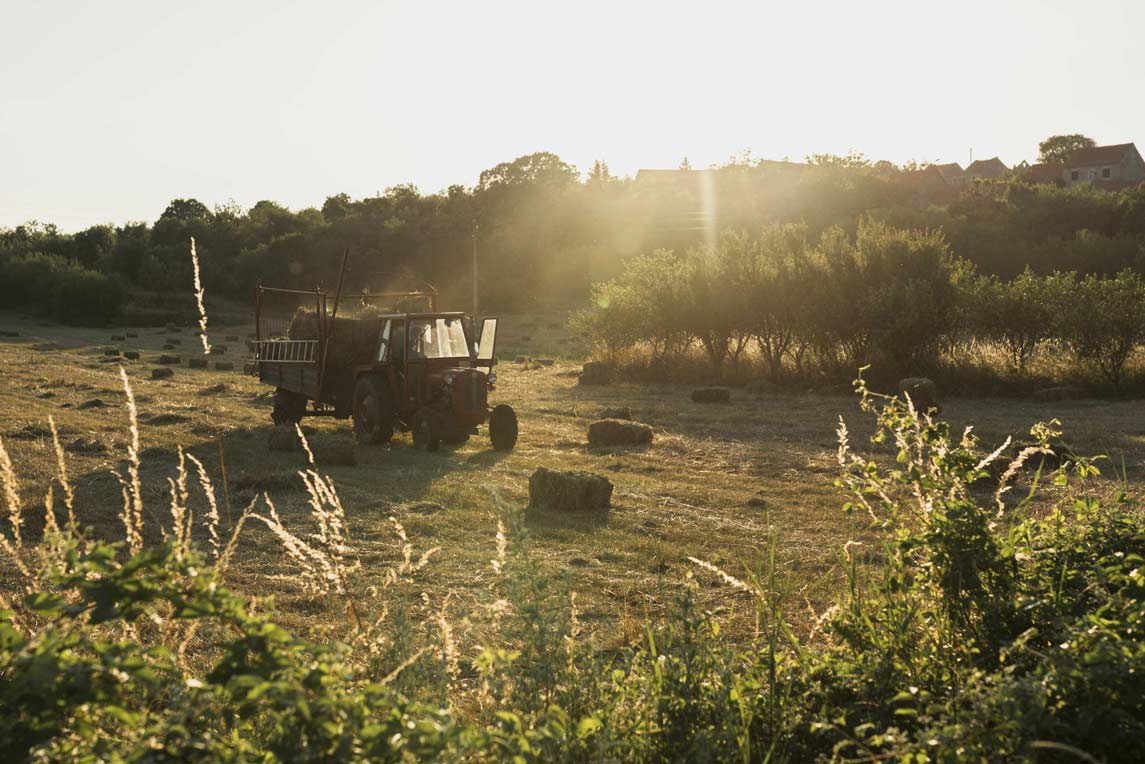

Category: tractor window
[408, 318, 469, 359]
[376, 320, 392, 362]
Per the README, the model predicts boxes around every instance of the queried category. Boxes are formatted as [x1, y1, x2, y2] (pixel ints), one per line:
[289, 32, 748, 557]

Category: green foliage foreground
[1, 385, 1143, 762]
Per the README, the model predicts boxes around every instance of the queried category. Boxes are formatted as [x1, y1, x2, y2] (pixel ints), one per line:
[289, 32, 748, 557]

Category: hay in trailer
[287, 307, 383, 368]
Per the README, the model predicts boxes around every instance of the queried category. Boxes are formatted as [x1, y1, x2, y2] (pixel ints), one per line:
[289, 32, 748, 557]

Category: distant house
[1020, 162, 1065, 185]
[1062, 143, 1145, 190]
[933, 163, 965, 187]
[964, 157, 1010, 181]
[908, 164, 959, 201]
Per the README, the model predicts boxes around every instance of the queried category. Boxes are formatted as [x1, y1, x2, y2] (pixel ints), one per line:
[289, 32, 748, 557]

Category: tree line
[2, 146, 1145, 327]
[573, 222, 1145, 391]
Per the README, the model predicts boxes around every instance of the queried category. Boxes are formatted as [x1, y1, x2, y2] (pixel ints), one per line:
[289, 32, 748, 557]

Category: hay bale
[579, 361, 613, 386]
[157, 354, 181, 365]
[1032, 386, 1084, 403]
[151, 367, 175, 380]
[588, 419, 653, 447]
[598, 406, 632, 420]
[691, 387, 731, 403]
[898, 377, 939, 413]
[188, 358, 208, 369]
[123, 351, 140, 360]
[214, 361, 235, 371]
[268, 425, 301, 452]
[102, 347, 120, 356]
[527, 467, 612, 515]
[311, 433, 357, 466]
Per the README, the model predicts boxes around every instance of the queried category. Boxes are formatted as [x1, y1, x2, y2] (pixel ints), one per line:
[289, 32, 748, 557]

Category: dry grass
[2, 310, 1144, 648]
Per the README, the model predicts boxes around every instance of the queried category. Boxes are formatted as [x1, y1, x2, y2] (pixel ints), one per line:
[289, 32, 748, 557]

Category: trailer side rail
[255, 339, 319, 363]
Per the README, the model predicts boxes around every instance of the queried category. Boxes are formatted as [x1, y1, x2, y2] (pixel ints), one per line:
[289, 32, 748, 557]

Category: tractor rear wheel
[412, 410, 441, 452]
[272, 388, 307, 426]
[353, 376, 394, 444]
[488, 404, 518, 451]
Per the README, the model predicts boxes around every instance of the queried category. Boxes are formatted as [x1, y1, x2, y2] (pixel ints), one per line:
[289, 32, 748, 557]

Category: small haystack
[898, 377, 939, 413]
[151, 368, 174, 380]
[579, 361, 612, 386]
[588, 419, 653, 447]
[268, 426, 301, 452]
[528, 467, 612, 515]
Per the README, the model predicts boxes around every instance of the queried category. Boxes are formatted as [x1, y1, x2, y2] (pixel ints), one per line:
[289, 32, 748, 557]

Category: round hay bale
[579, 361, 613, 386]
[1032, 386, 1084, 403]
[268, 425, 301, 452]
[528, 467, 612, 515]
[588, 419, 653, 447]
[188, 358, 208, 369]
[312, 433, 356, 466]
[691, 387, 731, 404]
[157, 354, 181, 365]
[123, 351, 140, 360]
[897, 377, 939, 413]
[214, 361, 235, 371]
[598, 406, 632, 420]
[151, 367, 174, 380]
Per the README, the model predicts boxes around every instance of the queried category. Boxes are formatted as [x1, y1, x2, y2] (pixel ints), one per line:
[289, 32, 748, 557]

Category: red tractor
[254, 285, 517, 451]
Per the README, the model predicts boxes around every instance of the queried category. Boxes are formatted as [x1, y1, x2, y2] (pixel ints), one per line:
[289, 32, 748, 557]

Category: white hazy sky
[2, 0, 1142, 231]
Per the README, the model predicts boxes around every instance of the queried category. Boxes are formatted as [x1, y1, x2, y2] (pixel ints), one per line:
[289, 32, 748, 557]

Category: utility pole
[471, 219, 479, 318]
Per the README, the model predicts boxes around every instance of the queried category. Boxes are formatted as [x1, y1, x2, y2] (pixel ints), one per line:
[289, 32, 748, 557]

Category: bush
[1060, 270, 1145, 390]
[51, 269, 126, 325]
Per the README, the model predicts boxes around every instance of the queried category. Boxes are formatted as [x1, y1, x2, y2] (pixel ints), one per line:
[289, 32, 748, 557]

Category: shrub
[51, 269, 126, 325]
[1060, 270, 1145, 390]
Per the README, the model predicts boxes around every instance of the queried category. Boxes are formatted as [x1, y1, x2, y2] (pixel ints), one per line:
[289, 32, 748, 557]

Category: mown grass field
[2, 310, 1144, 648]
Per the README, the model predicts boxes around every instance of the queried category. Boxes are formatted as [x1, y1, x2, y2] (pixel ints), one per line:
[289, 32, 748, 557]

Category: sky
[2, 0, 1143, 231]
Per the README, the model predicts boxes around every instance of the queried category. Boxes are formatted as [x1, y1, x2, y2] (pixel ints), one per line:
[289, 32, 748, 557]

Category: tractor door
[475, 318, 498, 367]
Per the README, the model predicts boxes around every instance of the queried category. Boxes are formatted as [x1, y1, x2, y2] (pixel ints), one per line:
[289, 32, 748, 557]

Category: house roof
[1024, 163, 1063, 183]
[1067, 143, 1138, 167]
[965, 157, 1009, 175]
[933, 162, 964, 180]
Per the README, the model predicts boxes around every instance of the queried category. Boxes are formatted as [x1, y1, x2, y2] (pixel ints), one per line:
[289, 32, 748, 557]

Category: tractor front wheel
[272, 388, 307, 426]
[353, 376, 394, 444]
[488, 404, 518, 451]
[412, 410, 441, 452]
